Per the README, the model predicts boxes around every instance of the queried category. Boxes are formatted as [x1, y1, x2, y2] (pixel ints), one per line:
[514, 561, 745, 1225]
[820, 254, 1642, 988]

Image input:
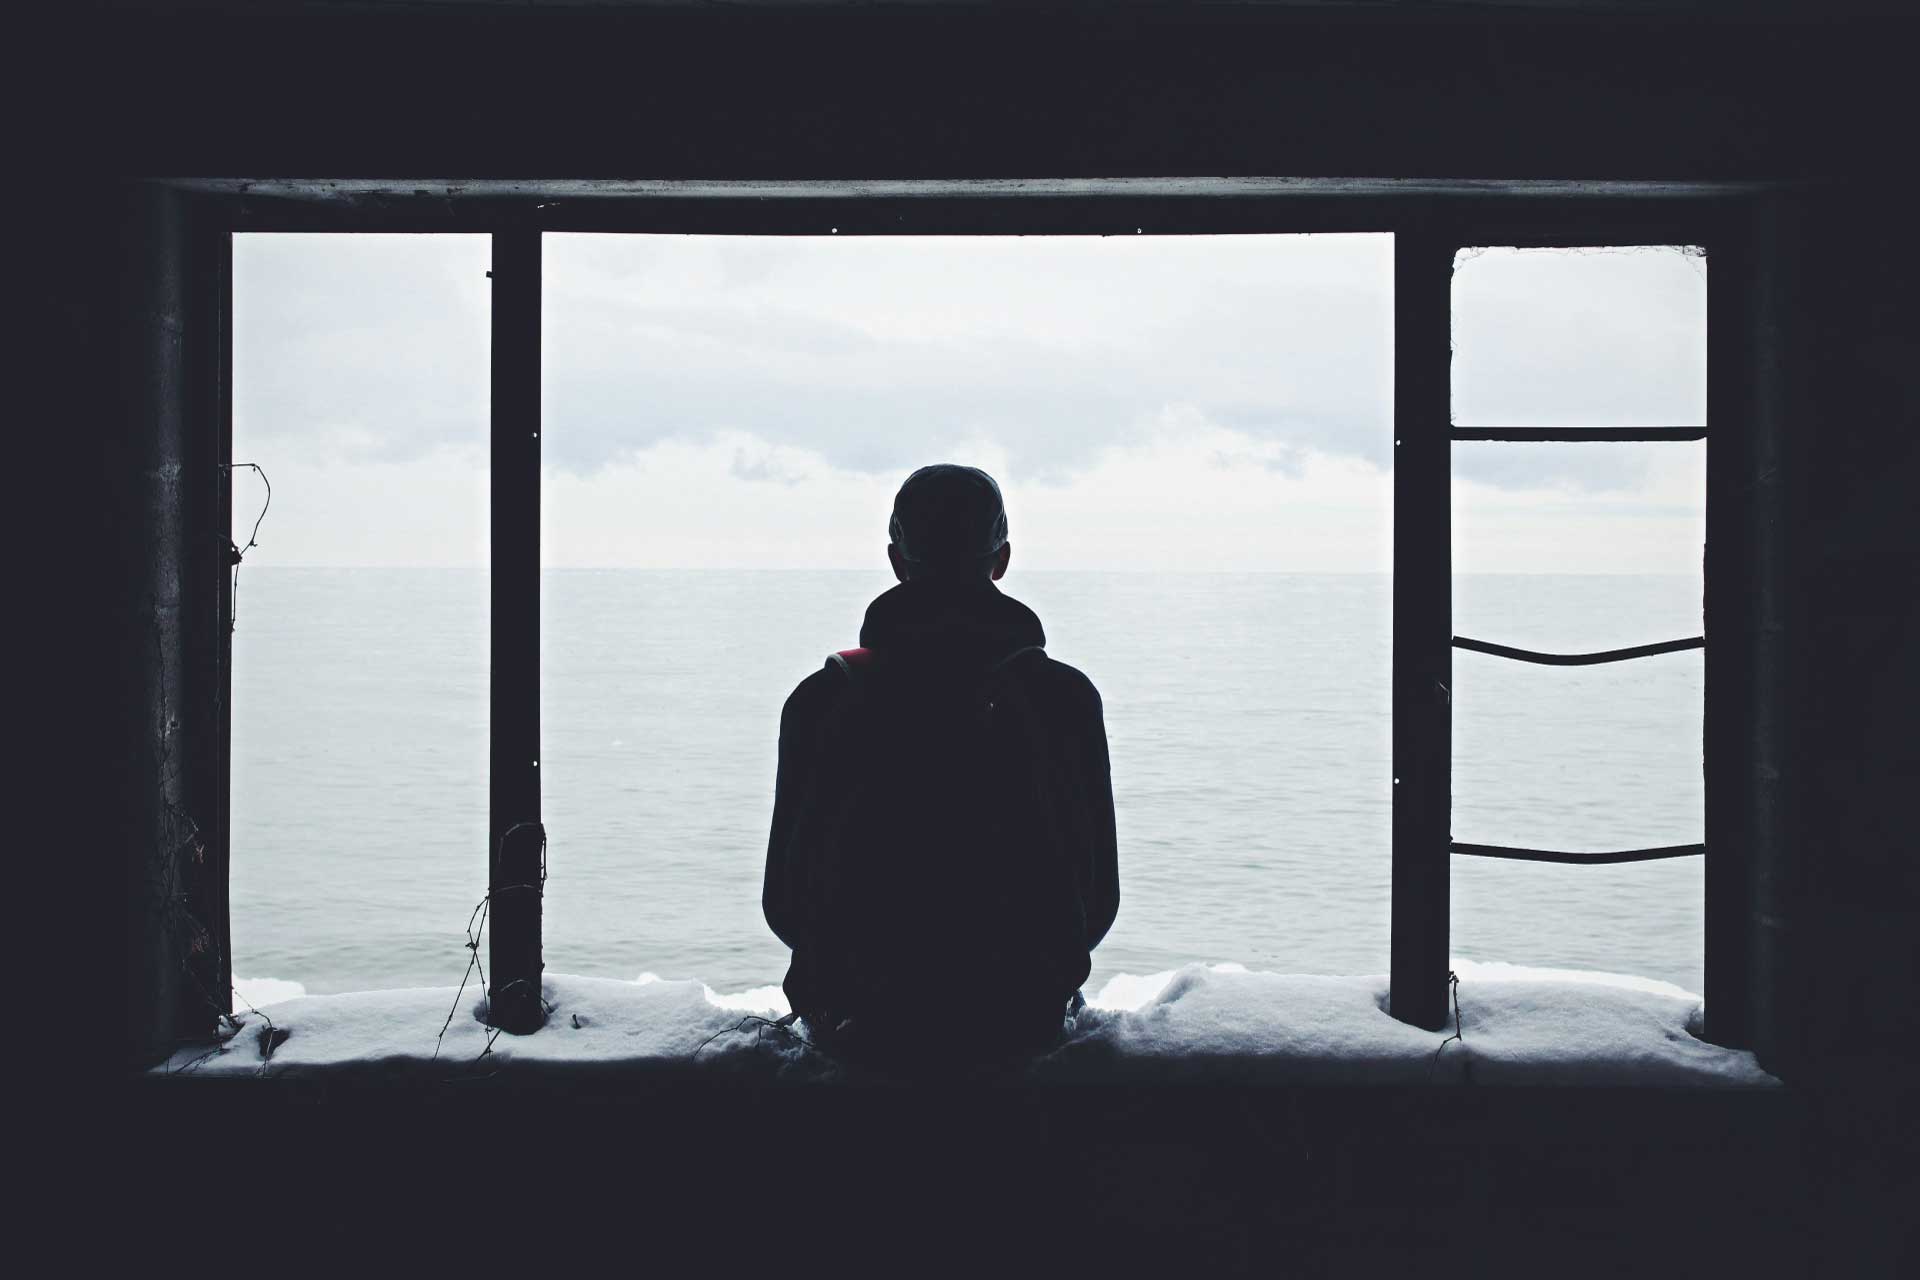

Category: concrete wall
[1793, 191, 1920, 1087]
[41, 2, 1915, 1268]
[48, 10, 1916, 185]
[101, 185, 234, 1068]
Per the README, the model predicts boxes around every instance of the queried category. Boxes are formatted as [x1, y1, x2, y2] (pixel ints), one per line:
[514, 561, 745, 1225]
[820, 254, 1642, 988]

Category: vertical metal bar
[1390, 227, 1454, 1031]
[1746, 194, 1801, 1077]
[1704, 217, 1754, 1050]
[489, 230, 546, 1035]
[122, 182, 196, 1063]
[1706, 198, 1800, 1065]
[182, 211, 234, 1026]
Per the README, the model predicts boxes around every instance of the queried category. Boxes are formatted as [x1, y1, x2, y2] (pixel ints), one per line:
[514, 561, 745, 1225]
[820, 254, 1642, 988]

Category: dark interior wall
[1741, 191, 1920, 1264]
[64, 2, 1911, 1061]
[50, 9, 1915, 185]
[52, 6, 1914, 1261]
[1793, 189, 1920, 1090]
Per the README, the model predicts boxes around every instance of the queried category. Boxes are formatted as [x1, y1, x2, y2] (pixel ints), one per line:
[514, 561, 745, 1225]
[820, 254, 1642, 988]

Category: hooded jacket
[763, 577, 1119, 1042]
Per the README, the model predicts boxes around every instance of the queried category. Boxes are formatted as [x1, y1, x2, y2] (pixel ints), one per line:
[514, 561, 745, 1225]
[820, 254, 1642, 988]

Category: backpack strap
[829, 644, 1043, 683]
[825, 647, 877, 683]
[986, 644, 1046, 676]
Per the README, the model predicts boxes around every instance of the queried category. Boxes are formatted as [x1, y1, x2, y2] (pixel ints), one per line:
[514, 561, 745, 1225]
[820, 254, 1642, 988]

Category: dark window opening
[183, 188, 1769, 1062]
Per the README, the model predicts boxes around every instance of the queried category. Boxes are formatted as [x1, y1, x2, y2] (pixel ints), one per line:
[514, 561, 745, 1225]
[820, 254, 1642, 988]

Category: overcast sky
[232, 233, 1706, 573]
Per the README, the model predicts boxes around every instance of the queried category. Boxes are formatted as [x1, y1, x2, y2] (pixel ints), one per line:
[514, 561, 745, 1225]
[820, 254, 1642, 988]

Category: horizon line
[238, 564, 1700, 577]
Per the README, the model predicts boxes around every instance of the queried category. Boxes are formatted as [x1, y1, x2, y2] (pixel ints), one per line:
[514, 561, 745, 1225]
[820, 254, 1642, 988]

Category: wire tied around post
[1427, 970, 1466, 1082]
[223, 461, 271, 633]
[435, 822, 551, 1073]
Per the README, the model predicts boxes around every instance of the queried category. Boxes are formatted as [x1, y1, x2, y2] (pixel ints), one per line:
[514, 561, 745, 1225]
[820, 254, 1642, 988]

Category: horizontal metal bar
[1452, 635, 1704, 665]
[1452, 842, 1706, 865]
[1451, 426, 1707, 441]
[1454, 238, 1716, 252]
[182, 178, 1766, 204]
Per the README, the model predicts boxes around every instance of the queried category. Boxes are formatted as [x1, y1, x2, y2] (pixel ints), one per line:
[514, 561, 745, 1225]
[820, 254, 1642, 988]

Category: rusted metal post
[1703, 218, 1751, 1051]
[1704, 198, 1798, 1062]
[1390, 227, 1453, 1032]
[489, 230, 546, 1035]
[122, 184, 237, 1062]
[122, 182, 194, 1065]
[182, 213, 235, 1028]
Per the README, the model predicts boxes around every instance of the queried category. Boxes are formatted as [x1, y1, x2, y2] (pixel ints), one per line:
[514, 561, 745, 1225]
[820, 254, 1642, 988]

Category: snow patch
[639, 971, 791, 1013]
[1087, 969, 1178, 1011]
[703, 982, 790, 1014]
[1450, 957, 1700, 1002]
[158, 963, 1776, 1088]
[232, 976, 307, 1008]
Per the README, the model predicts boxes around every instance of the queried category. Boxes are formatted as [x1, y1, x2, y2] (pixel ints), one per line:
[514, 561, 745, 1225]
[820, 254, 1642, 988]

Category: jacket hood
[858, 577, 1046, 670]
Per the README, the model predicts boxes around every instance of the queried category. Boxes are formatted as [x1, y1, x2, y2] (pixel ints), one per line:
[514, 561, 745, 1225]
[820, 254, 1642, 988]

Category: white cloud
[233, 234, 1708, 573]
[1452, 245, 1707, 429]
[1453, 442, 1706, 575]
[540, 414, 1394, 572]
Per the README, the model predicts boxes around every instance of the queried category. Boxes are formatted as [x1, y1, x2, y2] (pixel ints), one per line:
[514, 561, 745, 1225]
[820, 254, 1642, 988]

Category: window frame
[197, 183, 1769, 1048]
[1394, 225, 1726, 1032]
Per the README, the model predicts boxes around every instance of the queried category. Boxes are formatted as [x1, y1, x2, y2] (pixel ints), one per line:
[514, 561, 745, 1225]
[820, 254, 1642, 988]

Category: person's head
[887, 464, 1012, 584]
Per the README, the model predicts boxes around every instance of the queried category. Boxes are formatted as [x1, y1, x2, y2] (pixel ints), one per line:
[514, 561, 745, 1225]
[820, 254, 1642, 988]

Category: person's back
[763, 465, 1119, 1071]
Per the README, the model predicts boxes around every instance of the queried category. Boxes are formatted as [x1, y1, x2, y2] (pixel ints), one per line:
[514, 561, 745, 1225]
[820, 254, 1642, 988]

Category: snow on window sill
[154, 961, 1778, 1088]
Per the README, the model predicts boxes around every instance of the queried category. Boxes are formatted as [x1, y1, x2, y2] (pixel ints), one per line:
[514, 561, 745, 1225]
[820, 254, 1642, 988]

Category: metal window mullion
[192, 218, 235, 1028]
[1451, 426, 1707, 442]
[1452, 635, 1705, 665]
[489, 230, 546, 1035]
[1390, 229, 1454, 1032]
[1702, 223, 1751, 1051]
[1451, 842, 1705, 865]
[1701, 201, 1799, 1058]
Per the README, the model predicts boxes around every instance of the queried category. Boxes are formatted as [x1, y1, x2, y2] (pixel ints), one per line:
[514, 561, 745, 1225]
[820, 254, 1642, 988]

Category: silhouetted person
[764, 464, 1119, 1073]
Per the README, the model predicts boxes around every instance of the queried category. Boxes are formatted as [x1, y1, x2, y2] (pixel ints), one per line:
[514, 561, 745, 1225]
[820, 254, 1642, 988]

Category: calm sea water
[230, 569, 1706, 997]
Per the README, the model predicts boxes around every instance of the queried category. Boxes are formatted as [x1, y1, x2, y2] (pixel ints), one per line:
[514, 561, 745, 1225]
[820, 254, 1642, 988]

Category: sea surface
[230, 569, 1707, 998]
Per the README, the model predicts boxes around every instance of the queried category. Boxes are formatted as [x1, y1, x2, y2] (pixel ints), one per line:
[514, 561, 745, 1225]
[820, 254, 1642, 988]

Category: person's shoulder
[1032, 654, 1104, 716]
[781, 664, 844, 723]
